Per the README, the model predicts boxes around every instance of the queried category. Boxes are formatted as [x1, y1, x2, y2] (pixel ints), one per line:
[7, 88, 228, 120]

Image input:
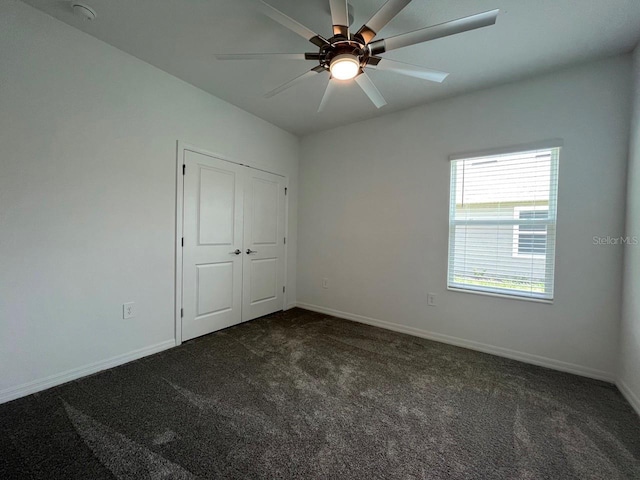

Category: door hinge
[180, 308, 183, 318]
[182, 164, 186, 175]
[284, 187, 287, 195]
[284, 237, 286, 244]
[181, 237, 184, 247]
[283, 286, 286, 293]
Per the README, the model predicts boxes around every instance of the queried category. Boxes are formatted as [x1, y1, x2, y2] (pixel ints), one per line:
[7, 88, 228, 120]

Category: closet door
[242, 168, 286, 322]
[182, 150, 244, 341]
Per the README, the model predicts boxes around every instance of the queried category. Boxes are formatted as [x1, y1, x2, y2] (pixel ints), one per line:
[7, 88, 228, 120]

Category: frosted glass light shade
[330, 54, 359, 80]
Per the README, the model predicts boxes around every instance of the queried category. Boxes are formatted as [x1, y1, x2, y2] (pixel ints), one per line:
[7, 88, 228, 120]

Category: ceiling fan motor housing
[319, 37, 369, 74]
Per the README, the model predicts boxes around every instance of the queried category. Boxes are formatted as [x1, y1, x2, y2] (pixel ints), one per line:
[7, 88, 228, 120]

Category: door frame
[174, 141, 289, 346]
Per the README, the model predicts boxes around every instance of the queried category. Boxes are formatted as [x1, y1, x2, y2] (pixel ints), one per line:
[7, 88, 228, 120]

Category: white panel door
[182, 150, 244, 341]
[242, 169, 286, 321]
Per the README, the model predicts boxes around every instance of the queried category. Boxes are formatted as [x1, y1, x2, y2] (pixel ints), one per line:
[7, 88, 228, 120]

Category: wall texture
[0, 1, 299, 403]
[619, 45, 640, 414]
[298, 55, 632, 381]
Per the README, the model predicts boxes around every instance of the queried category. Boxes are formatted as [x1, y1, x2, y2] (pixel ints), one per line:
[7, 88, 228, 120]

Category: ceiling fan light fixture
[330, 54, 360, 80]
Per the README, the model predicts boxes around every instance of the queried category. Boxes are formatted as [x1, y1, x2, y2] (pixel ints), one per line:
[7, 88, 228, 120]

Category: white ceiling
[21, 0, 640, 136]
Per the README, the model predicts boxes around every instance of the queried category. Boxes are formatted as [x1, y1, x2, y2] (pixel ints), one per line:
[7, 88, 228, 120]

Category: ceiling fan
[216, 0, 499, 111]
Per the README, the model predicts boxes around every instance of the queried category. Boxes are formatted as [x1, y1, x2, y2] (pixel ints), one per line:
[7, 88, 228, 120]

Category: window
[447, 144, 560, 301]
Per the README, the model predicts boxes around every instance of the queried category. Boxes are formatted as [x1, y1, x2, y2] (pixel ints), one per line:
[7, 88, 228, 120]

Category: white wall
[0, 1, 298, 403]
[298, 55, 632, 381]
[619, 45, 640, 414]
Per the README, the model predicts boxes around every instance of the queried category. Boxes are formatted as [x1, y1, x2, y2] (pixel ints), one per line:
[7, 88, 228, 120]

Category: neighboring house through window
[447, 143, 561, 301]
[513, 206, 548, 258]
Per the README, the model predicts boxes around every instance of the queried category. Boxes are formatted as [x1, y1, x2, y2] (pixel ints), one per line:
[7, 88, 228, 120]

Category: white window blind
[447, 146, 560, 300]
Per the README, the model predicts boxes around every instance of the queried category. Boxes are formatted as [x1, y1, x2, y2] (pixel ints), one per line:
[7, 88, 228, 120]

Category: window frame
[447, 144, 560, 302]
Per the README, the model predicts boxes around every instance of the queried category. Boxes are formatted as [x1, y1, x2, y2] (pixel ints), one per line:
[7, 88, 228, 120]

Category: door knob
[230, 249, 241, 255]
[246, 249, 258, 254]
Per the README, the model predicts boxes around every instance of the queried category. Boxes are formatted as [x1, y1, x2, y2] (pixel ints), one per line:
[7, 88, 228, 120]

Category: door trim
[174, 141, 289, 346]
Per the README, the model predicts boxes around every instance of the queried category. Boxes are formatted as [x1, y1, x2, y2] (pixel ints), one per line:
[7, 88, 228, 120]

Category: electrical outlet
[427, 293, 436, 306]
[123, 302, 135, 319]
[322, 278, 329, 289]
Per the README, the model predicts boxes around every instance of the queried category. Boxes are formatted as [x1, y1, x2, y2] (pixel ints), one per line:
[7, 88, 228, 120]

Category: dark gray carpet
[1, 308, 639, 479]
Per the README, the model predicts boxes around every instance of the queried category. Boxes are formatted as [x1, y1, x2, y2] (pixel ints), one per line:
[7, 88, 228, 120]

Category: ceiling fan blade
[329, 0, 350, 37]
[259, 1, 329, 47]
[318, 79, 338, 112]
[355, 0, 412, 44]
[355, 72, 387, 109]
[215, 53, 315, 61]
[264, 66, 326, 99]
[367, 57, 448, 83]
[368, 9, 499, 55]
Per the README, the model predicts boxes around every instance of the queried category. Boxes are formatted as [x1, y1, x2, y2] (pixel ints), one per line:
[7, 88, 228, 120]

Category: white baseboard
[285, 303, 297, 311]
[296, 302, 615, 383]
[617, 380, 640, 417]
[0, 340, 176, 405]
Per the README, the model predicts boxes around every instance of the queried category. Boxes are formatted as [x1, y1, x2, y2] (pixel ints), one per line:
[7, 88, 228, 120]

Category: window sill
[447, 286, 554, 304]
